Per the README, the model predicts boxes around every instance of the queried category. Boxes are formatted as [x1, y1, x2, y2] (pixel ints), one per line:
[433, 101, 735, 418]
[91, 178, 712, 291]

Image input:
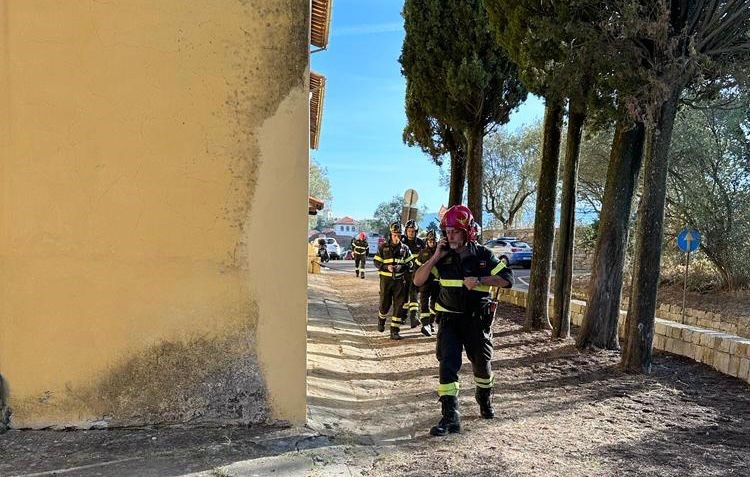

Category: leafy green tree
[666, 93, 750, 290]
[623, 1, 750, 373]
[577, 129, 615, 215]
[371, 195, 424, 236]
[403, 83, 467, 206]
[401, 0, 527, 226]
[308, 159, 333, 229]
[485, 0, 612, 334]
[482, 123, 542, 229]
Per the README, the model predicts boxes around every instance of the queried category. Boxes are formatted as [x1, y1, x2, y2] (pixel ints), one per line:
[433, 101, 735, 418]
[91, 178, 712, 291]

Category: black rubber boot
[390, 326, 402, 340]
[360, 272, 365, 279]
[430, 395, 461, 436]
[377, 318, 386, 333]
[355, 270, 359, 278]
[475, 387, 494, 419]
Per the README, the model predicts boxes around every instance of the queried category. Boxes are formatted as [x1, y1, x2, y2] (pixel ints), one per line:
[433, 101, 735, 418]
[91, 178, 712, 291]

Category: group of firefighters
[347, 204, 515, 436]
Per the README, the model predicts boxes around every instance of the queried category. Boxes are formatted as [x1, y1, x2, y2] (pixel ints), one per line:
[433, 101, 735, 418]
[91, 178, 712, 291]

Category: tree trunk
[552, 97, 587, 339]
[465, 127, 484, 228]
[576, 118, 645, 350]
[622, 90, 680, 373]
[448, 148, 466, 207]
[525, 99, 563, 332]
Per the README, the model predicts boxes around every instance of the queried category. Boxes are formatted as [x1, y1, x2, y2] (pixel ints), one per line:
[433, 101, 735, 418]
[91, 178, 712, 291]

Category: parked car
[365, 232, 385, 256]
[310, 237, 342, 260]
[484, 237, 533, 268]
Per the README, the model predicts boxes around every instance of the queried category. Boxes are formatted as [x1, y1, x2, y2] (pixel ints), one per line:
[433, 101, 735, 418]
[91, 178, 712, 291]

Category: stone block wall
[621, 297, 750, 340]
[496, 288, 750, 385]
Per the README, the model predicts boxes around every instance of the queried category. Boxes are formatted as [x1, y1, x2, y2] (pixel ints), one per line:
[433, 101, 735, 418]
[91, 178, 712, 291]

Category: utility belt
[435, 296, 497, 332]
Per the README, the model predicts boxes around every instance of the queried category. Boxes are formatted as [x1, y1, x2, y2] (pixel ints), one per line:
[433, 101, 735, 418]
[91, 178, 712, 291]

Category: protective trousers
[435, 311, 494, 396]
[403, 272, 420, 321]
[354, 254, 366, 276]
[418, 282, 438, 325]
[379, 276, 408, 330]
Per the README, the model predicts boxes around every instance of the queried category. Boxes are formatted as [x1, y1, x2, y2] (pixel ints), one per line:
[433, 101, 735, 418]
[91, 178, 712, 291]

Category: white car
[327, 238, 342, 260]
[314, 237, 341, 260]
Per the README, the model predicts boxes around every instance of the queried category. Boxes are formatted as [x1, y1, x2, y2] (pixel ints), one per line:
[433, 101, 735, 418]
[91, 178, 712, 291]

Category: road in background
[323, 259, 532, 289]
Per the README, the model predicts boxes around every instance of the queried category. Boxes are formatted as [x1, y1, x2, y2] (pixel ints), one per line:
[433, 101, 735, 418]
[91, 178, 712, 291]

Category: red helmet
[358, 231, 366, 240]
[440, 205, 476, 242]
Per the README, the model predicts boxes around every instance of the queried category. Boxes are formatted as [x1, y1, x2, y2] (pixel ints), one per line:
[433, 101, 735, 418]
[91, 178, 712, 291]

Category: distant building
[334, 216, 359, 237]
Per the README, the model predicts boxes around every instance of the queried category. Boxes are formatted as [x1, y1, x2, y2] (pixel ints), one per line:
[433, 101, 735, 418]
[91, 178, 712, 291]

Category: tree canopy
[482, 123, 542, 229]
[401, 0, 527, 225]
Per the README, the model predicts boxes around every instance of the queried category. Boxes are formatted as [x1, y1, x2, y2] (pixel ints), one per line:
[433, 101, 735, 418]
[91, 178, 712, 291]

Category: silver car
[484, 237, 533, 268]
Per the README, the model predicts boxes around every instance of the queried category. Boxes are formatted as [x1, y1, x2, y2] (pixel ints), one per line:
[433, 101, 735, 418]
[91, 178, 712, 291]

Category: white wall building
[334, 216, 358, 237]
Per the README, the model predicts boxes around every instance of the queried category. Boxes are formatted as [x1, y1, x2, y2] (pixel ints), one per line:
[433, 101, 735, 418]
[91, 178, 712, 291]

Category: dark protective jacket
[350, 238, 369, 257]
[432, 242, 513, 314]
[401, 236, 425, 263]
[373, 240, 413, 279]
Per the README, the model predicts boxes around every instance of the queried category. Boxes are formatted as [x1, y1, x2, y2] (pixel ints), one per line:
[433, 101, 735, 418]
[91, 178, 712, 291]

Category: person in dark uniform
[350, 231, 369, 279]
[373, 222, 413, 340]
[401, 219, 425, 328]
[414, 229, 439, 337]
[413, 205, 513, 436]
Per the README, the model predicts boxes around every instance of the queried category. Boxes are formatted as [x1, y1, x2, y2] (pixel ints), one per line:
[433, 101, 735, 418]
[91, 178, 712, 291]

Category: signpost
[401, 188, 419, 224]
[677, 227, 701, 324]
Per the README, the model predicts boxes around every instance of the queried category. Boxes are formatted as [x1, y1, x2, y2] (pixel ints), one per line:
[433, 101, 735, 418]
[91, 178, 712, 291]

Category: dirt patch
[326, 270, 750, 476]
[573, 273, 750, 321]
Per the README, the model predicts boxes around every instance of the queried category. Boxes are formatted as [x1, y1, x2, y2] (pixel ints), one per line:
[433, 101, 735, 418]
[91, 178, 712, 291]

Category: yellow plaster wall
[0, 0, 308, 427]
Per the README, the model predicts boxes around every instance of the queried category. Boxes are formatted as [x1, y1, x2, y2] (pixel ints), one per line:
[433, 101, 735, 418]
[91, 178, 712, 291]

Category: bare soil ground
[572, 273, 750, 320]
[1, 272, 748, 476]
[313, 271, 750, 476]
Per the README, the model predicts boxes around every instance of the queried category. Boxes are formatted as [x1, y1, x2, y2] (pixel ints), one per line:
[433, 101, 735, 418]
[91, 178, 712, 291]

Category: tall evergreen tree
[401, 0, 527, 226]
[403, 85, 467, 206]
[485, 0, 610, 332]
[622, 0, 750, 373]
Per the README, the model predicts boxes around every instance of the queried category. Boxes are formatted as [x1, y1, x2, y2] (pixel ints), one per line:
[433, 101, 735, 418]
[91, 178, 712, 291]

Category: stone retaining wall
[626, 298, 750, 340]
[497, 288, 750, 385]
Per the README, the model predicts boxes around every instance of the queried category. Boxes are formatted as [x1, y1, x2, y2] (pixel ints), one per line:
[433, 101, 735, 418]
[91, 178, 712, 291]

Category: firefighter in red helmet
[351, 231, 369, 278]
[413, 205, 513, 436]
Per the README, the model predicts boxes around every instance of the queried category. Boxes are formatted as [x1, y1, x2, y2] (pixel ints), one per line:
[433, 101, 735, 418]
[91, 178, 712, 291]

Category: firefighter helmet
[426, 230, 436, 242]
[358, 231, 366, 240]
[405, 219, 418, 232]
[389, 222, 403, 235]
[440, 205, 476, 242]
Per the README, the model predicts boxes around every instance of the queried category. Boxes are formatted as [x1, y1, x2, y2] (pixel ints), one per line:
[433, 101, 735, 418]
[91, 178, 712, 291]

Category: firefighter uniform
[402, 232, 425, 328]
[433, 242, 513, 391]
[415, 204, 514, 437]
[350, 236, 369, 278]
[414, 238, 438, 336]
[373, 236, 413, 340]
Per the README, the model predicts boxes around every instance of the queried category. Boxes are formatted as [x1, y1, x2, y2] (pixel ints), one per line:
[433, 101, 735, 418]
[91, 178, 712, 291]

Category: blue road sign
[677, 228, 701, 253]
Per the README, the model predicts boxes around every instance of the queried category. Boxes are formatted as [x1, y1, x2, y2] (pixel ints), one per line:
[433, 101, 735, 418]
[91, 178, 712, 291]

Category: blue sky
[311, 0, 545, 220]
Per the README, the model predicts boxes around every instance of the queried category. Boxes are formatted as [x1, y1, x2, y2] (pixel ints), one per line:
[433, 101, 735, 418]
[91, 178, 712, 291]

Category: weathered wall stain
[221, 0, 309, 268]
[12, 312, 267, 428]
[0, 375, 10, 432]
[1, 0, 310, 428]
